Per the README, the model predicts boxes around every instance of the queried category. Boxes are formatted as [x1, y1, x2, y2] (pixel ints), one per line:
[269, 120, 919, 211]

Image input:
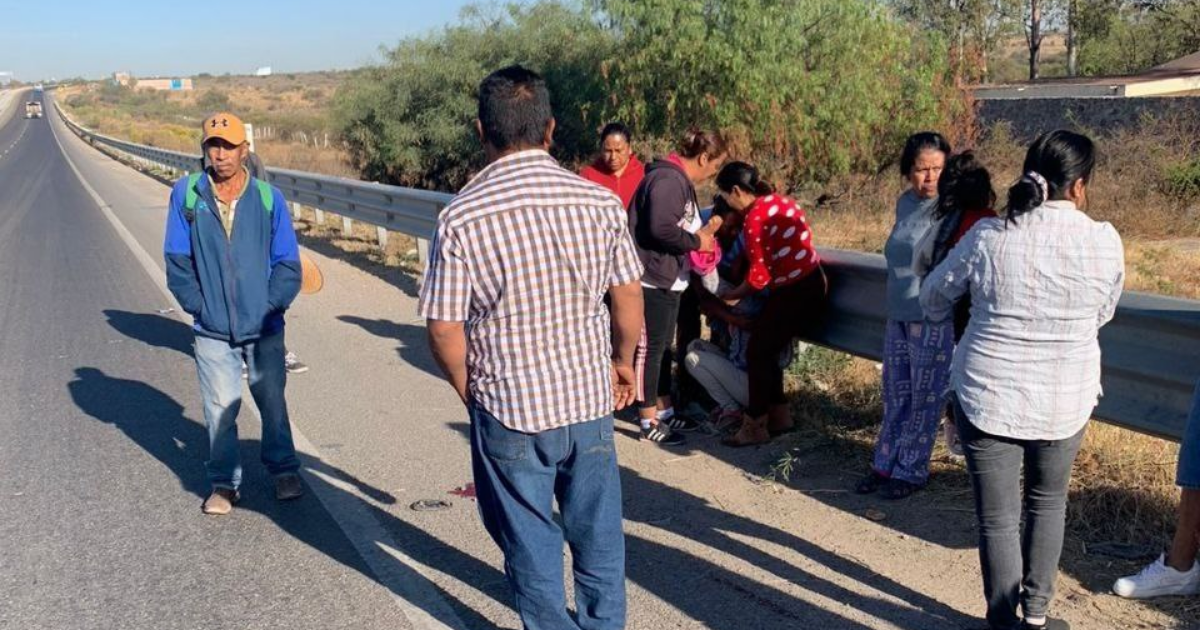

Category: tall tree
[1066, 0, 1079, 76]
[887, 0, 1021, 82]
[1027, 0, 1044, 79]
[1075, 0, 1200, 75]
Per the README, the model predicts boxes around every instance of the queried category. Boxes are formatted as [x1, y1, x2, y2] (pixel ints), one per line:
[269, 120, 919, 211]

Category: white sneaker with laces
[1112, 554, 1200, 599]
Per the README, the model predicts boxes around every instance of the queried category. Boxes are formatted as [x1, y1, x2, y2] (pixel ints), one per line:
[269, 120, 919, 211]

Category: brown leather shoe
[767, 405, 794, 436]
[723, 414, 771, 447]
[202, 488, 240, 515]
[274, 473, 305, 501]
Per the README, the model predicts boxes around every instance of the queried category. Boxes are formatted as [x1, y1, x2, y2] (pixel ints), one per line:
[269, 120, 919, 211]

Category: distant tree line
[334, 0, 963, 192]
[334, 0, 1198, 193]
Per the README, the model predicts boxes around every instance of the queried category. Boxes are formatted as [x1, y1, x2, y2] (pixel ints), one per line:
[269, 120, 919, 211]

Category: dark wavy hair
[936, 151, 995, 219]
[1005, 130, 1095, 225]
[715, 161, 774, 196]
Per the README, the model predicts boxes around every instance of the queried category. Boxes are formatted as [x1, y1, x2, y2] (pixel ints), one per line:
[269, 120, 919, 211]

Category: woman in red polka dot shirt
[716, 162, 827, 446]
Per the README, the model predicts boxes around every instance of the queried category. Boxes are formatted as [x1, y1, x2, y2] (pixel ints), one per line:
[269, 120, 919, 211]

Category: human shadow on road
[103, 309, 194, 357]
[336, 315, 442, 378]
[442, 422, 954, 630]
[626, 364, 1198, 627]
[67, 366, 509, 630]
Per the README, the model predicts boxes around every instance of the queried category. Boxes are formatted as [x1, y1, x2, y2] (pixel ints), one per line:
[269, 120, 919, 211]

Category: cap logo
[210, 118, 229, 129]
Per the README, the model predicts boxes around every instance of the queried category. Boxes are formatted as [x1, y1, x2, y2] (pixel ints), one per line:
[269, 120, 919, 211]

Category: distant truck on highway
[25, 101, 43, 119]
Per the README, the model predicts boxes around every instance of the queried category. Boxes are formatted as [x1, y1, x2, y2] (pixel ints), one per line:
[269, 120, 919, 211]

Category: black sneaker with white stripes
[661, 413, 701, 432]
[640, 423, 686, 446]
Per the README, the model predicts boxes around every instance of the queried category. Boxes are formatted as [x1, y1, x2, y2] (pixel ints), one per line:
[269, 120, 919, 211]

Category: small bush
[1162, 160, 1200, 201]
[197, 89, 231, 113]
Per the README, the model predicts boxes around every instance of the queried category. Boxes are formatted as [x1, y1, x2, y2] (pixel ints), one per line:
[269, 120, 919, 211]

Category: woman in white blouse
[920, 130, 1125, 630]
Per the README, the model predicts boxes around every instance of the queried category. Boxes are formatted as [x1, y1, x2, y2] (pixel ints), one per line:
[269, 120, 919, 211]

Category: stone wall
[977, 96, 1200, 139]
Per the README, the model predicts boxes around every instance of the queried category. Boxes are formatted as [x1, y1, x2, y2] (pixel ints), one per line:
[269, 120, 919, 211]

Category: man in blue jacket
[164, 112, 304, 515]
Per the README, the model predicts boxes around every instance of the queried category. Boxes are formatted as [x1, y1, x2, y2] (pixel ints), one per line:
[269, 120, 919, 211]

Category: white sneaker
[284, 352, 309, 374]
[1112, 554, 1200, 599]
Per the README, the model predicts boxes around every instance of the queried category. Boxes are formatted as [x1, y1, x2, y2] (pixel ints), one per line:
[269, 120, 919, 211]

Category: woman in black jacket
[628, 129, 727, 444]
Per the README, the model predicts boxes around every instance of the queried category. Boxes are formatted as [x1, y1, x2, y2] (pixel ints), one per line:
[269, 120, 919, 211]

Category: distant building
[112, 72, 193, 91]
[135, 78, 194, 91]
[974, 50, 1200, 99]
[255, 66, 273, 77]
[974, 50, 1200, 139]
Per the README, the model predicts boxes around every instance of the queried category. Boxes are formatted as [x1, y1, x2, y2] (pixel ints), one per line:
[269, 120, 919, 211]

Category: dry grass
[776, 347, 1185, 552]
[292, 206, 421, 275]
[59, 74, 359, 178]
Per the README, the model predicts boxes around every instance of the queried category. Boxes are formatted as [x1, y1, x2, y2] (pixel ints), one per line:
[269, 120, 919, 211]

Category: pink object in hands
[689, 242, 722, 276]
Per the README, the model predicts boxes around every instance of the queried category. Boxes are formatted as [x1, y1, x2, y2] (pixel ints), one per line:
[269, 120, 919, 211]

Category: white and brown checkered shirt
[419, 150, 644, 433]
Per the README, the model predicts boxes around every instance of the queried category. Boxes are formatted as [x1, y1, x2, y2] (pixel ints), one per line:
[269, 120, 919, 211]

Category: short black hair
[477, 65, 553, 152]
[600, 122, 631, 143]
[899, 131, 951, 177]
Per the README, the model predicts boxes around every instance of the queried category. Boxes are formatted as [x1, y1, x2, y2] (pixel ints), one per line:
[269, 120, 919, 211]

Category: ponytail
[716, 161, 774, 197]
[1005, 130, 1095, 225]
[679, 128, 728, 160]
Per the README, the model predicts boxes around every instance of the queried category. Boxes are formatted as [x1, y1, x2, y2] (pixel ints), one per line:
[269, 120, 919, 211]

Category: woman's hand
[720, 280, 754, 305]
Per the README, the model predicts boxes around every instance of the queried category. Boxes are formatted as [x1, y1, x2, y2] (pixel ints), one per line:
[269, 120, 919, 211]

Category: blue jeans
[470, 403, 626, 630]
[194, 331, 300, 491]
[1178, 380, 1200, 489]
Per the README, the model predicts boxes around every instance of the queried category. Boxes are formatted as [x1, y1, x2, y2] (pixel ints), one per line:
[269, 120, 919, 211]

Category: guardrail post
[417, 238, 430, 266]
[290, 201, 300, 220]
[376, 226, 388, 249]
[314, 208, 325, 225]
[342, 215, 353, 234]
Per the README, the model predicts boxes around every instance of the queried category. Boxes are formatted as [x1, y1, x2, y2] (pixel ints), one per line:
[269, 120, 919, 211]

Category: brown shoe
[767, 405, 794, 436]
[274, 473, 305, 501]
[723, 414, 771, 447]
[202, 488, 240, 516]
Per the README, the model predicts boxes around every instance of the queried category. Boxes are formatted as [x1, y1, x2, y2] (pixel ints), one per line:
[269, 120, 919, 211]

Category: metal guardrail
[816, 251, 1200, 442]
[55, 100, 1200, 442]
[54, 100, 444, 247]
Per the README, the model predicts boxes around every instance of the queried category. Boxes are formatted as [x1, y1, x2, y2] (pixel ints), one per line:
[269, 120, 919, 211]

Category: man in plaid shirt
[420, 65, 644, 630]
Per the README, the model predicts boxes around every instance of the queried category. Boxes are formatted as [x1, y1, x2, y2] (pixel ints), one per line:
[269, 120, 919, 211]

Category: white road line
[48, 106, 471, 630]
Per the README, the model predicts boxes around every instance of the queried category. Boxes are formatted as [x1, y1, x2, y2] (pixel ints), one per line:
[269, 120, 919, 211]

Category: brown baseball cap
[201, 112, 247, 146]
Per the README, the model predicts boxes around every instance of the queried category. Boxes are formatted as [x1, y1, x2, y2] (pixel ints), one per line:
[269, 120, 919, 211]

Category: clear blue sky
[0, 0, 500, 81]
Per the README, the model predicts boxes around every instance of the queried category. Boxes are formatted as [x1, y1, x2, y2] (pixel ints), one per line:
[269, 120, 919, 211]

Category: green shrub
[335, 1, 615, 191]
[197, 89, 231, 113]
[596, 0, 962, 188]
[335, 0, 961, 192]
[1162, 160, 1200, 201]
